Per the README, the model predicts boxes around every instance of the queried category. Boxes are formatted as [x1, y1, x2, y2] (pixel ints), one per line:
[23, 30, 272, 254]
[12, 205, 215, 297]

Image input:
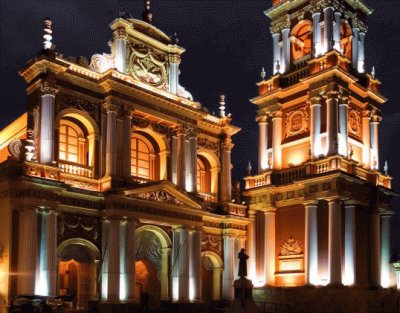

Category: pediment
[121, 181, 202, 210]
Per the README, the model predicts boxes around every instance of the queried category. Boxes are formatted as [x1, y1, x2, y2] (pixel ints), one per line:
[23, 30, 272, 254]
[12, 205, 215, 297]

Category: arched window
[131, 133, 158, 180]
[291, 22, 312, 61]
[59, 120, 86, 165]
[197, 156, 211, 194]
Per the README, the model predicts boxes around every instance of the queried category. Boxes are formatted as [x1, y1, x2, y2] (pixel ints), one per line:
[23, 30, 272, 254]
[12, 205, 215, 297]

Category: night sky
[1, 1, 400, 256]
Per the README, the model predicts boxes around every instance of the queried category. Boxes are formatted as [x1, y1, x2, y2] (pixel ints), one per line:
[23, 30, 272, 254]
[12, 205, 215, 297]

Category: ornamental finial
[371, 66, 376, 79]
[43, 17, 54, 50]
[247, 161, 252, 176]
[261, 67, 266, 80]
[384, 160, 389, 176]
[219, 94, 226, 118]
[143, 0, 153, 24]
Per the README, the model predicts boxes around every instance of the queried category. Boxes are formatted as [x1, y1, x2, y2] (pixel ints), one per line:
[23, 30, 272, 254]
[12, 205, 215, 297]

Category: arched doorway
[135, 226, 171, 307]
[57, 239, 100, 309]
[201, 251, 223, 303]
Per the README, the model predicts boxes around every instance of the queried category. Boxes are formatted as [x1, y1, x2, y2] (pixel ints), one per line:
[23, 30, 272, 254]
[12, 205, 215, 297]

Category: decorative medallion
[285, 107, 309, 138]
[8, 139, 23, 161]
[348, 108, 361, 137]
[280, 236, 302, 256]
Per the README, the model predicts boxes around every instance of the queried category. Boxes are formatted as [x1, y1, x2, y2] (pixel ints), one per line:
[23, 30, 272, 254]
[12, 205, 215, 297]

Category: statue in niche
[238, 248, 249, 277]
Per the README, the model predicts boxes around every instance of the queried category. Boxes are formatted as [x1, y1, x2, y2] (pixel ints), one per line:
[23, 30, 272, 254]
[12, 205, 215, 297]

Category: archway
[201, 251, 223, 303]
[136, 226, 171, 306]
[57, 239, 100, 309]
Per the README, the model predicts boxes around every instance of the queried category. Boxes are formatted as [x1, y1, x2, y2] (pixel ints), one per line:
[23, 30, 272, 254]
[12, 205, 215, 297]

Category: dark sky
[1, 1, 400, 256]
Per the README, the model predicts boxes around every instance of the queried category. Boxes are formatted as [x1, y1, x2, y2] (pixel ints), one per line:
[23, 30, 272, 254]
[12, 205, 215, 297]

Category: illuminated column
[177, 128, 186, 189]
[122, 109, 133, 179]
[101, 219, 109, 300]
[45, 210, 57, 296]
[103, 100, 119, 177]
[264, 209, 276, 286]
[344, 201, 356, 286]
[171, 134, 178, 184]
[113, 27, 127, 73]
[107, 218, 121, 301]
[272, 32, 281, 74]
[358, 31, 366, 73]
[333, 12, 341, 51]
[272, 111, 283, 170]
[246, 210, 256, 281]
[312, 12, 322, 56]
[212, 268, 223, 301]
[370, 115, 380, 170]
[281, 27, 290, 73]
[326, 88, 339, 155]
[168, 54, 180, 94]
[160, 248, 171, 301]
[381, 213, 392, 288]
[17, 208, 37, 294]
[352, 25, 359, 70]
[40, 82, 58, 164]
[324, 7, 334, 52]
[186, 128, 197, 192]
[189, 227, 202, 301]
[221, 138, 233, 202]
[370, 208, 381, 288]
[121, 218, 136, 301]
[328, 198, 342, 285]
[338, 96, 349, 157]
[258, 115, 269, 172]
[178, 226, 190, 301]
[309, 96, 322, 158]
[304, 201, 318, 285]
[222, 234, 235, 300]
[171, 227, 181, 301]
[362, 110, 371, 168]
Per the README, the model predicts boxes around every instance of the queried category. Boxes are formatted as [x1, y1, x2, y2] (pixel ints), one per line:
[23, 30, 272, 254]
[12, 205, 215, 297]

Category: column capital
[168, 54, 181, 64]
[271, 110, 283, 119]
[256, 114, 269, 124]
[248, 209, 256, 218]
[307, 96, 322, 106]
[370, 115, 381, 124]
[113, 27, 128, 40]
[186, 127, 198, 139]
[103, 99, 119, 113]
[40, 81, 59, 96]
[303, 200, 319, 208]
[222, 138, 234, 151]
[264, 208, 277, 214]
[362, 110, 372, 119]
[326, 197, 342, 204]
[343, 200, 358, 207]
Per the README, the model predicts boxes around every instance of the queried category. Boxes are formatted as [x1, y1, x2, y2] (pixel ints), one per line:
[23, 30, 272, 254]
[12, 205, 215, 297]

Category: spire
[43, 17, 54, 50]
[219, 94, 226, 118]
[143, 0, 153, 24]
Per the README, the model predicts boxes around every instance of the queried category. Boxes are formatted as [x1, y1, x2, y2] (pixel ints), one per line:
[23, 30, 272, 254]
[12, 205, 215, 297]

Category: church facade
[0, 0, 398, 311]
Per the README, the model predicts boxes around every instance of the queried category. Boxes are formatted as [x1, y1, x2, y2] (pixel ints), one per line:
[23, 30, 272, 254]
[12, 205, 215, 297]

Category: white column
[370, 115, 380, 170]
[46, 210, 57, 296]
[272, 111, 283, 169]
[171, 227, 181, 301]
[17, 208, 37, 295]
[344, 201, 356, 286]
[326, 90, 339, 155]
[258, 116, 269, 172]
[177, 129, 186, 189]
[328, 198, 342, 285]
[40, 83, 58, 164]
[352, 26, 359, 70]
[370, 209, 381, 288]
[309, 97, 322, 158]
[222, 235, 235, 300]
[122, 110, 132, 179]
[171, 135, 178, 184]
[324, 7, 334, 53]
[281, 28, 290, 73]
[362, 111, 371, 169]
[168, 54, 180, 94]
[333, 12, 341, 51]
[304, 201, 318, 285]
[358, 32, 366, 73]
[221, 138, 233, 202]
[178, 227, 190, 301]
[312, 12, 322, 56]
[121, 218, 136, 301]
[186, 130, 197, 192]
[104, 101, 118, 177]
[246, 210, 256, 282]
[381, 214, 391, 288]
[264, 210, 276, 286]
[101, 219, 110, 300]
[107, 218, 120, 301]
[161, 248, 170, 301]
[212, 268, 222, 301]
[114, 29, 127, 73]
[338, 98, 349, 157]
[189, 228, 202, 301]
[272, 32, 281, 74]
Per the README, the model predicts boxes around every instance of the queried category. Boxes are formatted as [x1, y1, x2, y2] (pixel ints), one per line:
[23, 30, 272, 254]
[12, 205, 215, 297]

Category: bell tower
[243, 0, 397, 291]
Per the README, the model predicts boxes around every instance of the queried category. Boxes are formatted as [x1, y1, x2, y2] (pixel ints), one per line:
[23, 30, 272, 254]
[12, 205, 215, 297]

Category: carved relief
[130, 190, 185, 206]
[57, 94, 100, 122]
[197, 137, 218, 151]
[348, 107, 361, 137]
[132, 116, 150, 128]
[8, 139, 23, 161]
[201, 233, 222, 255]
[280, 236, 302, 256]
[285, 107, 309, 138]
[89, 52, 114, 73]
[58, 213, 101, 247]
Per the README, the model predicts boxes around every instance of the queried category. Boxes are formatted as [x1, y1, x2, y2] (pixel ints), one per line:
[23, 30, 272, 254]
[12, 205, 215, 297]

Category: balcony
[58, 160, 94, 178]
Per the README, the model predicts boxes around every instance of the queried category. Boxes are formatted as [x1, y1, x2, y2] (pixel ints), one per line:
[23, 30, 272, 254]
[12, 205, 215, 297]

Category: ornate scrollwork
[40, 81, 59, 96]
[151, 122, 171, 136]
[58, 213, 100, 245]
[132, 115, 150, 128]
[58, 94, 99, 122]
[280, 236, 302, 256]
[348, 107, 361, 137]
[285, 107, 309, 138]
[201, 233, 222, 254]
[89, 52, 114, 73]
[102, 100, 119, 113]
[132, 190, 185, 206]
[197, 137, 218, 151]
[8, 139, 23, 161]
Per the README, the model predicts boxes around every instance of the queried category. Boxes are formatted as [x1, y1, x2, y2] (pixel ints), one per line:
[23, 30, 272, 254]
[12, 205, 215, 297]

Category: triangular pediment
[121, 180, 202, 210]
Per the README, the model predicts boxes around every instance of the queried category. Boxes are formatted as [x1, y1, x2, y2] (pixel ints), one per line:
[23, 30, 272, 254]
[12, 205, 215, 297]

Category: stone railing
[58, 160, 94, 178]
[197, 192, 216, 203]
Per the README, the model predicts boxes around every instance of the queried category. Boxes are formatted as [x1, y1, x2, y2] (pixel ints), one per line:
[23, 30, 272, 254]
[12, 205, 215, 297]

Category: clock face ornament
[129, 50, 166, 86]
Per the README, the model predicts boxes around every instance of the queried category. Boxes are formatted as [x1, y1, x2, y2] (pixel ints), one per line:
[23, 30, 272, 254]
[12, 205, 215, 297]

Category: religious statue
[238, 248, 249, 277]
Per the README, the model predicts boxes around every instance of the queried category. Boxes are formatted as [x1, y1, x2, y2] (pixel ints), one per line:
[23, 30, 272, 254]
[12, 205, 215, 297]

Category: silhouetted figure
[238, 248, 249, 277]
